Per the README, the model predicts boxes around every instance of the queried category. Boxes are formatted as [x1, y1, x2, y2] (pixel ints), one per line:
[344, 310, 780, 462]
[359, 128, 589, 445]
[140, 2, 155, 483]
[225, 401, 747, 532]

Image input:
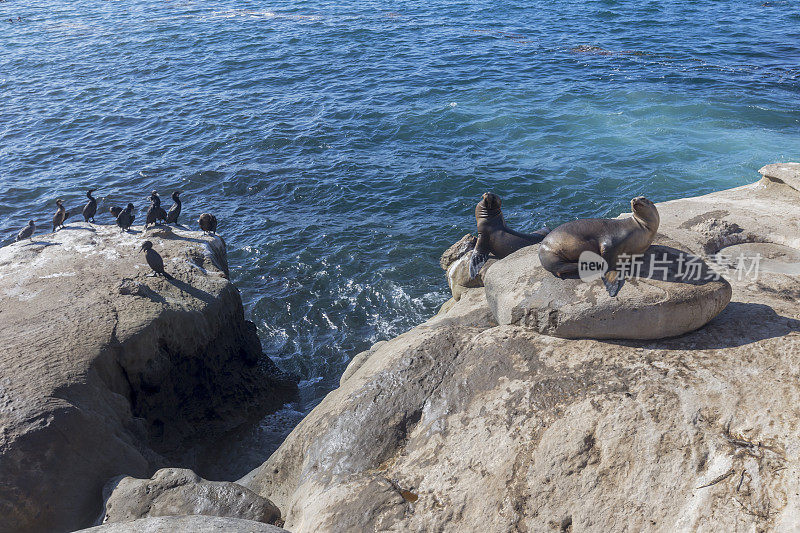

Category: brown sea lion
[469, 192, 550, 278]
[538, 196, 659, 296]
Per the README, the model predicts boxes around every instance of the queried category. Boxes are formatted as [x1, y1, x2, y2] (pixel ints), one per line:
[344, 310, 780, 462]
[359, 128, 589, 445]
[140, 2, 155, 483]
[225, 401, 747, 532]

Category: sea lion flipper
[602, 270, 624, 297]
[469, 233, 492, 279]
[469, 249, 489, 279]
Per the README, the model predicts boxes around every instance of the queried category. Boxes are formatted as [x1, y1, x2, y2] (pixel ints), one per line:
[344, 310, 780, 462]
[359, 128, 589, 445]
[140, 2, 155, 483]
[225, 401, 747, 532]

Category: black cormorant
[82, 189, 97, 222]
[140, 240, 174, 279]
[165, 191, 181, 224]
[198, 213, 218, 235]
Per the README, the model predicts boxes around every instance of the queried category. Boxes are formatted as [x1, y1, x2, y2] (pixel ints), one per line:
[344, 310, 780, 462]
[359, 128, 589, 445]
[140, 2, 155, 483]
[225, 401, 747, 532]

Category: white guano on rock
[0, 223, 296, 533]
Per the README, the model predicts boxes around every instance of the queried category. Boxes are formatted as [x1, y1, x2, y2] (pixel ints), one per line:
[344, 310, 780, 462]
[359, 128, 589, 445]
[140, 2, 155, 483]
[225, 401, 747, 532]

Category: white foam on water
[207, 10, 322, 22]
[211, 10, 278, 19]
[298, 376, 323, 387]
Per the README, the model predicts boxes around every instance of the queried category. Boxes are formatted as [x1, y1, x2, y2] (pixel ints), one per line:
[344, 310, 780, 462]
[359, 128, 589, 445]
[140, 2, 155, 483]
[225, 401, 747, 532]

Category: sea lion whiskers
[477, 192, 502, 216]
[631, 196, 659, 230]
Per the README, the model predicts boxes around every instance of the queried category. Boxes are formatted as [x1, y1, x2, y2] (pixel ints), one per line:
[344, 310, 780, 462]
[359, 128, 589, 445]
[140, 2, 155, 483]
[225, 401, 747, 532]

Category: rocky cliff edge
[0, 224, 297, 533]
[242, 164, 800, 532]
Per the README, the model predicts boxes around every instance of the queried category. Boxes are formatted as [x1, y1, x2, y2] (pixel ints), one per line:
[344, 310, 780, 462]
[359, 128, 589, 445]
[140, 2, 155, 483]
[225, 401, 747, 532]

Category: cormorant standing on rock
[152, 191, 168, 222]
[116, 203, 135, 232]
[199, 213, 218, 235]
[166, 191, 181, 224]
[146, 191, 167, 228]
[82, 189, 97, 222]
[140, 241, 174, 279]
[109, 206, 123, 218]
[16, 221, 35, 241]
[145, 199, 158, 229]
[52, 199, 70, 231]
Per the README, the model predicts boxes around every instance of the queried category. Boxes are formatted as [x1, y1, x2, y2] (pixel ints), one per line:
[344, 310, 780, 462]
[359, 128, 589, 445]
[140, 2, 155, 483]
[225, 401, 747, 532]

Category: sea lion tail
[469, 249, 489, 279]
[602, 270, 624, 297]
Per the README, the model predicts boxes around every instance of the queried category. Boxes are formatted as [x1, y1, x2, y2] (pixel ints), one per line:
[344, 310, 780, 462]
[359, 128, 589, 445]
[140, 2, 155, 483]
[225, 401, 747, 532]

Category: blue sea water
[2, 0, 799, 473]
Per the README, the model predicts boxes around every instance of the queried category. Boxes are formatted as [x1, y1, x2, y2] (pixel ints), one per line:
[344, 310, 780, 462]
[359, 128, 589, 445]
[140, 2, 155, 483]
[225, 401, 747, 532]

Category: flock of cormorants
[14, 189, 220, 279]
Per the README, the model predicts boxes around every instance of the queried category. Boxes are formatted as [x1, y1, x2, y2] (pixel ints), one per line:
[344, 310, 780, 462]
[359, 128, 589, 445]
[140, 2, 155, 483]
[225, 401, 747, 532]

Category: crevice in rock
[101, 306, 298, 475]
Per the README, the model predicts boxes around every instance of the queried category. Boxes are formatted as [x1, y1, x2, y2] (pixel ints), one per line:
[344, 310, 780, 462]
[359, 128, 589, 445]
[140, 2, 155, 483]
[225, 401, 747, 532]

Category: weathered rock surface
[101, 468, 281, 526]
[242, 166, 800, 532]
[759, 162, 800, 191]
[0, 224, 297, 533]
[439, 233, 502, 302]
[484, 244, 731, 339]
[439, 233, 476, 271]
[77, 515, 288, 533]
[339, 341, 387, 386]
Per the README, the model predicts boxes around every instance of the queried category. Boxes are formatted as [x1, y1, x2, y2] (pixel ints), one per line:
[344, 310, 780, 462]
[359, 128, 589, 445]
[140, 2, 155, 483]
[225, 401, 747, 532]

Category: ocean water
[2, 0, 799, 475]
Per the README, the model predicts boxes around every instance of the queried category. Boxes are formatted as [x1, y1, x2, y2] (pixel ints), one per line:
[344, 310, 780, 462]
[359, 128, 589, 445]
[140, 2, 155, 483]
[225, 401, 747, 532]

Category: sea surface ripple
[1, 0, 798, 476]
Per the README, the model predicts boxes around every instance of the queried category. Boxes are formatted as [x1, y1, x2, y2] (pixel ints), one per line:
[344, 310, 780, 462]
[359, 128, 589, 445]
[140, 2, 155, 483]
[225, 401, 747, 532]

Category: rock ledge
[0, 223, 297, 533]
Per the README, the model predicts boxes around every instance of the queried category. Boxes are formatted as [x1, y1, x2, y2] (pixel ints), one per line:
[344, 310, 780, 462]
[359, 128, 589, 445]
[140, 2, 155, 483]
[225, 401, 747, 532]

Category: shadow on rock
[631, 245, 722, 286]
[144, 226, 207, 244]
[58, 226, 97, 233]
[168, 278, 215, 303]
[614, 301, 800, 350]
[118, 279, 166, 304]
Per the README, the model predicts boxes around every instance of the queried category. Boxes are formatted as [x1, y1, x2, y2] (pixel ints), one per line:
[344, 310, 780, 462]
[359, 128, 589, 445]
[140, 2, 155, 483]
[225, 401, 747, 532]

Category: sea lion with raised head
[469, 192, 549, 278]
[538, 196, 659, 296]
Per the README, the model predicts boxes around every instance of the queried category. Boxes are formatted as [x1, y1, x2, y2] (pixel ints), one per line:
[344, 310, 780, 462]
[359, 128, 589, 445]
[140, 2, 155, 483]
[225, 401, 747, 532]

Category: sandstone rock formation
[483, 244, 731, 339]
[439, 233, 476, 271]
[0, 224, 297, 533]
[101, 468, 281, 526]
[439, 233, 498, 301]
[77, 515, 289, 533]
[242, 165, 800, 531]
